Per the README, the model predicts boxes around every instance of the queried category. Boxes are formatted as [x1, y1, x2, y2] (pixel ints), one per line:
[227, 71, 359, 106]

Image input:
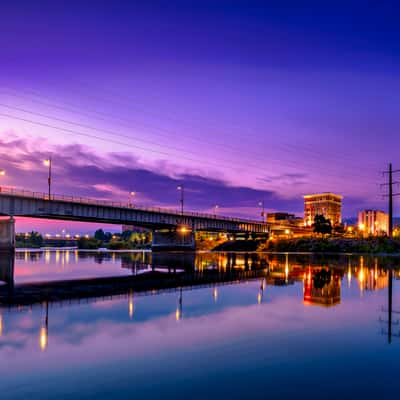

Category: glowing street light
[258, 200, 265, 222]
[129, 191, 135, 207]
[43, 156, 52, 199]
[0, 169, 5, 176]
[214, 204, 219, 217]
[177, 185, 184, 215]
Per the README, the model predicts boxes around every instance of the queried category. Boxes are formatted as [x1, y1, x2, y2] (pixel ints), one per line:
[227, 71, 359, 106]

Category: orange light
[40, 327, 48, 351]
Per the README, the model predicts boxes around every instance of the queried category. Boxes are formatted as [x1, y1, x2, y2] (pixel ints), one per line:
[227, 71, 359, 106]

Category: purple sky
[1, 0, 399, 232]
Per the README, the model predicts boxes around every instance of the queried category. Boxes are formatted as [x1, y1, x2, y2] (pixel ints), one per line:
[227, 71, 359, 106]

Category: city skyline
[1, 1, 400, 232]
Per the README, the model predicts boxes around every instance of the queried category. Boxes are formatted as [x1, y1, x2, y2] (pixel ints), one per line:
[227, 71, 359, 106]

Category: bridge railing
[0, 186, 266, 225]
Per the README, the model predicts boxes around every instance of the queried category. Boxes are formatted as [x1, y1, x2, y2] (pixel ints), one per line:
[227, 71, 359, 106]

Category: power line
[0, 108, 380, 187]
[0, 101, 381, 184]
[0, 85, 380, 178]
[12, 78, 382, 172]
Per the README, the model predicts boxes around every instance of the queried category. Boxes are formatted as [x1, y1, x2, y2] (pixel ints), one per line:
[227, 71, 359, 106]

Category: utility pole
[382, 163, 400, 237]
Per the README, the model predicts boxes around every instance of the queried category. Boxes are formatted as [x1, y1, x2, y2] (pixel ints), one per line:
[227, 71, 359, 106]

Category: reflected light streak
[40, 326, 48, 351]
[0, 313, 2, 336]
[129, 294, 134, 320]
[347, 266, 352, 288]
[65, 250, 70, 264]
[213, 287, 218, 302]
[45, 250, 51, 264]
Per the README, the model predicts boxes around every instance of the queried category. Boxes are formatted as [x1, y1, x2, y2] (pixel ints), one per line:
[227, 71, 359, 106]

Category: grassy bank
[260, 237, 400, 254]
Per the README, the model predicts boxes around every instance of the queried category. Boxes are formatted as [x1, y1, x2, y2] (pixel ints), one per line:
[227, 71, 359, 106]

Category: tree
[29, 231, 43, 247]
[313, 214, 332, 236]
[313, 269, 332, 289]
[94, 229, 106, 241]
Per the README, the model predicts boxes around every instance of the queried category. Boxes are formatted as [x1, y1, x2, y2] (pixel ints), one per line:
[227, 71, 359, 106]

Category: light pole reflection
[128, 291, 134, 320]
[39, 301, 49, 351]
[213, 286, 218, 303]
[176, 288, 183, 321]
[258, 278, 266, 304]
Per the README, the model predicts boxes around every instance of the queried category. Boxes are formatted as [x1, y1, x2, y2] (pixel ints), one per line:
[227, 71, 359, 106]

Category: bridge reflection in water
[0, 251, 399, 350]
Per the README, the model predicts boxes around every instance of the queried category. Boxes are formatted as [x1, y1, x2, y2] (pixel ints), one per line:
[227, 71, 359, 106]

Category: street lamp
[258, 200, 265, 222]
[177, 185, 184, 215]
[43, 156, 52, 199]
[214, 204, 219, 217]
[129, 191, 135, 207]
[0, 169, 5, 176]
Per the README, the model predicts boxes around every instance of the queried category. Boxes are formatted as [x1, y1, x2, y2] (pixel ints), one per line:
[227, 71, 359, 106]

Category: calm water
[1, 250, 400, 399]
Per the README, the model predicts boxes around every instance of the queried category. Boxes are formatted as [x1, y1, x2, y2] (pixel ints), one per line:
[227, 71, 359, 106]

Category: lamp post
[258, 200, 265, 222]
[214, 204, 219, 217]
[0, 169, 5, 191]
[43, 156, 52, 199]
[177, 185, 184, 215]
[129, 191, 135, 207]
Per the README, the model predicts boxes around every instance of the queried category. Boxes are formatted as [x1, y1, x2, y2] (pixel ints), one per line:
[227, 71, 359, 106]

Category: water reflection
[1, 251, 400, 353]
[2, 252, 400, 399]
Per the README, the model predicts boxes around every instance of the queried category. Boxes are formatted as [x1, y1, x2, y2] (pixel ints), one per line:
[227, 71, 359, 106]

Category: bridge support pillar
[152, 229, 195, 251]
[0, 217, 15, 253]
[0, 251, 14, 293]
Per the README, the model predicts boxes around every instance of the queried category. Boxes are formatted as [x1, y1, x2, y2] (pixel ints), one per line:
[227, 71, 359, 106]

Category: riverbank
[259, 237, 400, 254]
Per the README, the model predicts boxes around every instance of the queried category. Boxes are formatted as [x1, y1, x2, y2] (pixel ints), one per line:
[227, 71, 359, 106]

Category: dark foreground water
[1, 250, 400, 399]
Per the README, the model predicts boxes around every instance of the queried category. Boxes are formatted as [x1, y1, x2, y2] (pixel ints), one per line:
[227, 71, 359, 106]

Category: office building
[358, 210, 389, 236]
[304, 193, 343, 226]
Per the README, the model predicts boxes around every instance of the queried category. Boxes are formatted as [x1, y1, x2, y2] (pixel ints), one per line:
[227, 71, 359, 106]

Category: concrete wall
[0, 217, 15, 252]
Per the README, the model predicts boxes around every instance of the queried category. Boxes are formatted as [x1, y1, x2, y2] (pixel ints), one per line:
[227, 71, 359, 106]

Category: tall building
[303, 193, 343, 226]
[358, 210, 388, 236]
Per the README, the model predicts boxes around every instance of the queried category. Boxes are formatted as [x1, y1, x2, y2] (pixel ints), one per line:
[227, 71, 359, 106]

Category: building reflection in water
[304, 268, 341, 307]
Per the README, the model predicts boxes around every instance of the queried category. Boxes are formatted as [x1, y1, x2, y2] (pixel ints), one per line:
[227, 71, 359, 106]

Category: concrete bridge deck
[0, 186, 267, 232]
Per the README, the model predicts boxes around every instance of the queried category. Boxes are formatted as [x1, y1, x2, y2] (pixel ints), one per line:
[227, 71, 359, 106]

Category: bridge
[0, 186, 268, 250]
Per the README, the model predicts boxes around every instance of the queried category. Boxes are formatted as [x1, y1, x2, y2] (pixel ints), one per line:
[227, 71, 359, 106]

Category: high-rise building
[303, 193, 343, 226]
[358, 210, 388, 236]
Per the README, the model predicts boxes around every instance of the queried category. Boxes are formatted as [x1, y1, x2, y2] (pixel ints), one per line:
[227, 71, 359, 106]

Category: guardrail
[0, 186, 266, 225]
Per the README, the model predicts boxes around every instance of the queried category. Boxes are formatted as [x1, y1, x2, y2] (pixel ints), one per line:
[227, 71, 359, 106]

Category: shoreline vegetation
[15, 230, 400, 255]
[259, 237, 400, 254]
